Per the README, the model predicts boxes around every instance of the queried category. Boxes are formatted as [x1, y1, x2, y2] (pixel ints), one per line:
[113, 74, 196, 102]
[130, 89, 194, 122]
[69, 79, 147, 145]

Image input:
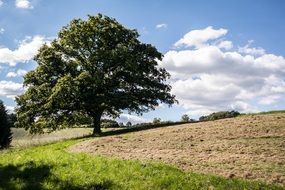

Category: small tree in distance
[153, 117, 161, 124]
[181, 114, 190, 122]
[0, 100, 12, 149]
[16, 14, 177, 135]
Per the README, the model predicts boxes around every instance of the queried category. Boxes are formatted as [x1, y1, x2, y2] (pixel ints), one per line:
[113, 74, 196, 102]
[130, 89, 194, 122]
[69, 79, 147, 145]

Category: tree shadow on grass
[0, 161, 114, 190]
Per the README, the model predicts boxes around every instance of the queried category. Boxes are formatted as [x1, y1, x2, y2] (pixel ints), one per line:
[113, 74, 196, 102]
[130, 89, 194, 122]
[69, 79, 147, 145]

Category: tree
[181, 114, 190, 122]
[153, 117, 161, 124]
[0, 100, 12, 149]
[16, 14, 176, 135]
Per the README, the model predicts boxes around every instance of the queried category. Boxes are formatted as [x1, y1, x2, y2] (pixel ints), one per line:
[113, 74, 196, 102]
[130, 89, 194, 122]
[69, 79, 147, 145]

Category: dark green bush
[0, 100, 12, 149]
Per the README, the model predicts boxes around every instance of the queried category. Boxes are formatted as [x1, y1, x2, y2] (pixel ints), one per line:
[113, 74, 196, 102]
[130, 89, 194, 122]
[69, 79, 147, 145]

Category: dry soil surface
[70, 113, 285, 185]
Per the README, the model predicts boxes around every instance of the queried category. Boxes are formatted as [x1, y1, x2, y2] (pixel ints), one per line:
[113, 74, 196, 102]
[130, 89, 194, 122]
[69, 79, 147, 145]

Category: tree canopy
[16, 14, 176, 135]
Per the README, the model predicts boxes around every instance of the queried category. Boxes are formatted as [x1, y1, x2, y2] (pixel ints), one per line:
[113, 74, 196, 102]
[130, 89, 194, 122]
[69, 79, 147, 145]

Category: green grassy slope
[11, 128, 93, 148]
[0, 139, 283, 190]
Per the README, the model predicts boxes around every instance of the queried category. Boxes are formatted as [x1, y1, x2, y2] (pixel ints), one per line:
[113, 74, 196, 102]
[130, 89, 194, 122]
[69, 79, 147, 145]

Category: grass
[71, 112, 285, 185]
[0, 138, 284, 190]
[11, 128, 93, 148]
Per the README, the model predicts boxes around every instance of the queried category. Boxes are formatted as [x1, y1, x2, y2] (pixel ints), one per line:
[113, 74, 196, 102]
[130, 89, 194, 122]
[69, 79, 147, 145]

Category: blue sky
[0, 0, 285, 123]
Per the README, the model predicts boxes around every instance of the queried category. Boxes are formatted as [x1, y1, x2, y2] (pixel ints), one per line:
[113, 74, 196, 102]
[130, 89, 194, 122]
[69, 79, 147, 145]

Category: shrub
[0, 101, 12, 149]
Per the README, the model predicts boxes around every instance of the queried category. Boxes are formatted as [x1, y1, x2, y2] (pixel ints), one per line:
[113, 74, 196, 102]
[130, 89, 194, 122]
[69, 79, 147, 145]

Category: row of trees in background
[199, 111, 240, 121]
[99, 111, 240, 129]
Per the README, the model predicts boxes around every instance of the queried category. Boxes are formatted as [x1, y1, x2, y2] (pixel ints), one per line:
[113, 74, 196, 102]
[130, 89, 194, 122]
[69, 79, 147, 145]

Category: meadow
[11, 128, 93, 148]
[0, 112, 284, 189]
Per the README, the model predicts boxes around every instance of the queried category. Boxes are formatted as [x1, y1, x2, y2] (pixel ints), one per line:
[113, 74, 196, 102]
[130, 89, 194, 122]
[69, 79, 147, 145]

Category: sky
[0, 0, 285, 124]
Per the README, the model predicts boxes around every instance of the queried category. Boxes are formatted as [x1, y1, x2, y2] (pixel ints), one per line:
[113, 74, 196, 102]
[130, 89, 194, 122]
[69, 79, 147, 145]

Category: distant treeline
[100, 119, 196, 129]
[199, 110, 240, 121]
[76, 111, 241, 129]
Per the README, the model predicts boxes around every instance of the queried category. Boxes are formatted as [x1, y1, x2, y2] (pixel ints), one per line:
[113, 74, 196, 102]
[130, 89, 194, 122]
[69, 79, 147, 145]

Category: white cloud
[117, 114, 150, 125]
[0, 0, 3, 7]
[216, 40, 233, 50]
[156, 23, 168, 29]
[7, 69, 27, 78]
[15, 0, 33, 9]
[239, 41, 265, 56]
[174, 26, 228, 48]
[0, 35, 50, 66]
[0, 28, 4, 34]
[0, 80, 24, 99]
[259, 95, 280, 105]
[159, 26, 285, 117]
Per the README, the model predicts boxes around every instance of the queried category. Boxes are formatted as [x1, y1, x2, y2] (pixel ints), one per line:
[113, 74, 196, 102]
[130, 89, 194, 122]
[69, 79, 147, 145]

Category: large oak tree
[16, 14, 176, 135]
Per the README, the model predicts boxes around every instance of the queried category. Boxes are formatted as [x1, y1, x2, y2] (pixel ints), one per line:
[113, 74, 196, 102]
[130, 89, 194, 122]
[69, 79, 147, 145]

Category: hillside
[71, 113, 285, 185]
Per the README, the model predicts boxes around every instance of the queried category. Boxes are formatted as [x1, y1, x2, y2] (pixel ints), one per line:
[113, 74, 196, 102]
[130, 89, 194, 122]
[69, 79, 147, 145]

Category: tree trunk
[92, 111, 103, 136]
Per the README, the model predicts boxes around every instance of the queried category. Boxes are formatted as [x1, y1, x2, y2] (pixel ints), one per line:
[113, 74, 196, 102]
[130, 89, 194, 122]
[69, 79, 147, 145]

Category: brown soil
[70, 113, 285, 185]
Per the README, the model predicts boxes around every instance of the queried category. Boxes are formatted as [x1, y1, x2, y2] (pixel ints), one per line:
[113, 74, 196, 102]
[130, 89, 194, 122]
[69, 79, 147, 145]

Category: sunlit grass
[11, 128, 93, 148]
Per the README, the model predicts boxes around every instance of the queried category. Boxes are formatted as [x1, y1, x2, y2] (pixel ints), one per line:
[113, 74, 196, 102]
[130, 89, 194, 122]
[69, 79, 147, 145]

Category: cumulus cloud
[159, 26, 285, 117]
[174, 26, 228, 48]
[0, 80, 24, 99]
[0, 28, 4, 34]
[216, 40, 233, 50]
[239, 40, 265, 56]
[156, 23, 168, 29]
[0, 35, 50, 66]
[6, 69, 27, 78]
[117, 114, 151, 125]
[15, 0, 33, 9]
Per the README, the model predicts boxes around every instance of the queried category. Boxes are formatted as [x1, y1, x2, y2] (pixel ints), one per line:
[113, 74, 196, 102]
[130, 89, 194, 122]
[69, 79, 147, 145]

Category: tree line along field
[0, 112, 284, 189]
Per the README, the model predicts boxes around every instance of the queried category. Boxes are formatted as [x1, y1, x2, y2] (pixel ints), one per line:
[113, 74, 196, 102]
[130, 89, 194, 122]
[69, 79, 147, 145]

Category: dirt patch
[70, 113, 285, 185]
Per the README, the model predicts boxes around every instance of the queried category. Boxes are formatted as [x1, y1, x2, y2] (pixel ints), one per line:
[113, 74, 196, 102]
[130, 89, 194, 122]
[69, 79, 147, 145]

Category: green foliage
[153, 117, 161, 124]
[0, 100, 12, 149]
[199, 110, 240, 121]
[0, 139, 283, 189]
[181, 114, 190, 122]
[16, 14, 176, 135]
[101, 119, 120, 128]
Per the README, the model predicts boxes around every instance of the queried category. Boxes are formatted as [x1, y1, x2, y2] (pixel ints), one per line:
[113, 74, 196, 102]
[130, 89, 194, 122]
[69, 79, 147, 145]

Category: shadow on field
[0, 161, 114, 190]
